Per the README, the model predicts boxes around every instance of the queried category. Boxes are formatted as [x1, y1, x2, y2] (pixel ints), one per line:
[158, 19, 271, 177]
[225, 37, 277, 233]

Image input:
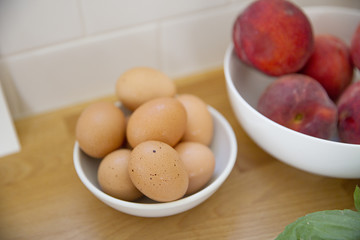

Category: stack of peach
[232, 0, 360, 144]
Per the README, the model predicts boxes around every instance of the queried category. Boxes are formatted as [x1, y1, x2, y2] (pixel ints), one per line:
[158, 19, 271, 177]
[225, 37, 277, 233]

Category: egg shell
[176, 94, 214, 145]
[126, 97, 187, 148]
[128, 140, 189, 202]
[75, 101, 126, 158]
[116, 67, 177, 111]
[175, 141, 215, 195]
[98, 149, 143, 201]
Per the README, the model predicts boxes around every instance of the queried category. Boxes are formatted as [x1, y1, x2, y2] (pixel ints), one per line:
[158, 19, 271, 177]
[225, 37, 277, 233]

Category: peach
[301, 34, 354, 101]
[337, 81, 360, 144]
[351, 23, 360, 70]
[232, 0, 314, 76]
[258, 74, 337, 139]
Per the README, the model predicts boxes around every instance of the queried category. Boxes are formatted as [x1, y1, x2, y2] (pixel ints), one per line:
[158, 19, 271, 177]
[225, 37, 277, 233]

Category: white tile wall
[0, 0, 83, 56]
[2, 24, 159, 118]
[0, 0, 359, 119]
[80, 0, 229, 34]
[160, 4, 244, 77]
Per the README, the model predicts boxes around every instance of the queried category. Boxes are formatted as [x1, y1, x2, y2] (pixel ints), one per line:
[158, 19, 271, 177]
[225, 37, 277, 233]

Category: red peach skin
[258, 74, 337, 139]
[351, 23, 360, 70]
[233, 0, 314, 76]
[337, 81, 360, 144]
[301, 34, 354, 101]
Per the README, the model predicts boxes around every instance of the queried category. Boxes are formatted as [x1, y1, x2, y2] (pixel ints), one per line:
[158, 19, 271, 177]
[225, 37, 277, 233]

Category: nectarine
[301, 34, 353, 101]
[337, 81, 360, 144]
[351, 23, 360, 70]
[232, 0, 314, 76]
[258, 74, 337, 139]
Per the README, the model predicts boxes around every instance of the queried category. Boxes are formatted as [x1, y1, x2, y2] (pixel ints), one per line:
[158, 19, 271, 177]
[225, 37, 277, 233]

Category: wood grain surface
[1, 68, 359, 240]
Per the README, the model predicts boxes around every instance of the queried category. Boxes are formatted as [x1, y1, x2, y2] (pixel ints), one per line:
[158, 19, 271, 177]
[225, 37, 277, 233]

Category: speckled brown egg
[75, 101, 126, 158]
[98, 149, 143, 201]
[126, 97, 187, 148]
[175, 141, 215, 195]
[116, 67, 177, 111]
[128, 140, 189, 202]
[176, 94, 214, 145]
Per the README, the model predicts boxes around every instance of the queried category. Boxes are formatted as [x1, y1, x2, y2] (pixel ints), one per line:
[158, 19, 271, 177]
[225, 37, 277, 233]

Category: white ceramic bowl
[73, 105, 237, 217]
[224, 6, 360, 179]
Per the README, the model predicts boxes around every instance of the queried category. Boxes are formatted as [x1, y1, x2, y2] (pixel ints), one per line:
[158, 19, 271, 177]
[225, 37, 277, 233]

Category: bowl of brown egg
[73, 67, 237, 217]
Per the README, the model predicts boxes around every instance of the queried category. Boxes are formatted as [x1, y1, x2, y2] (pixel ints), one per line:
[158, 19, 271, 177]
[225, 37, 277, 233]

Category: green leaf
[276, 186, 360, 239]
[275, 209, 360, 240]
[355, 185, 360, 212]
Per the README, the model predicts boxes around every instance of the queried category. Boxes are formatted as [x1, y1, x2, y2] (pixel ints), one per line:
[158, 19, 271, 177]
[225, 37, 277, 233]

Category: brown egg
[176, 94, 213, 145]
[175, 142, 215, 195]
[128, 141, 189, 202]
[98, 149, 143, 201]
[75, 101, 126, 158]
[126, 97, 187, 148]
[116, 67, 176, 111]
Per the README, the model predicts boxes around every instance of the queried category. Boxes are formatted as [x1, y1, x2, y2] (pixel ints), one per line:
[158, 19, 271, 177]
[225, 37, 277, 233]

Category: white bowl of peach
[224, 2, 360, 178]
[73, 67, 237, 217]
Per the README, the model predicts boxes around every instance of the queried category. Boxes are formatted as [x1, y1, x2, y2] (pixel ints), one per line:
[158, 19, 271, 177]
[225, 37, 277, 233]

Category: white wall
[0, 0, 359, 119]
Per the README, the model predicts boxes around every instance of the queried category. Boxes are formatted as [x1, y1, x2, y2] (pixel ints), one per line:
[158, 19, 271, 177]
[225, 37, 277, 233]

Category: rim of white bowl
[303, 5, 360, 16]
[224, 41, 360, 150]
[73, 105, 237, 212]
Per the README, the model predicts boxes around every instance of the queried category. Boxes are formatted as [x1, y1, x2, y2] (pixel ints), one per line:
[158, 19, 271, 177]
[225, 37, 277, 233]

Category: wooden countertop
[1, 68, 359, 240]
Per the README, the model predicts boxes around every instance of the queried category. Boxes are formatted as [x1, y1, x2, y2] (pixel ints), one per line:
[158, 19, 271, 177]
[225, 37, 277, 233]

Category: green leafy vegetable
[275, 185, 360, 240]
